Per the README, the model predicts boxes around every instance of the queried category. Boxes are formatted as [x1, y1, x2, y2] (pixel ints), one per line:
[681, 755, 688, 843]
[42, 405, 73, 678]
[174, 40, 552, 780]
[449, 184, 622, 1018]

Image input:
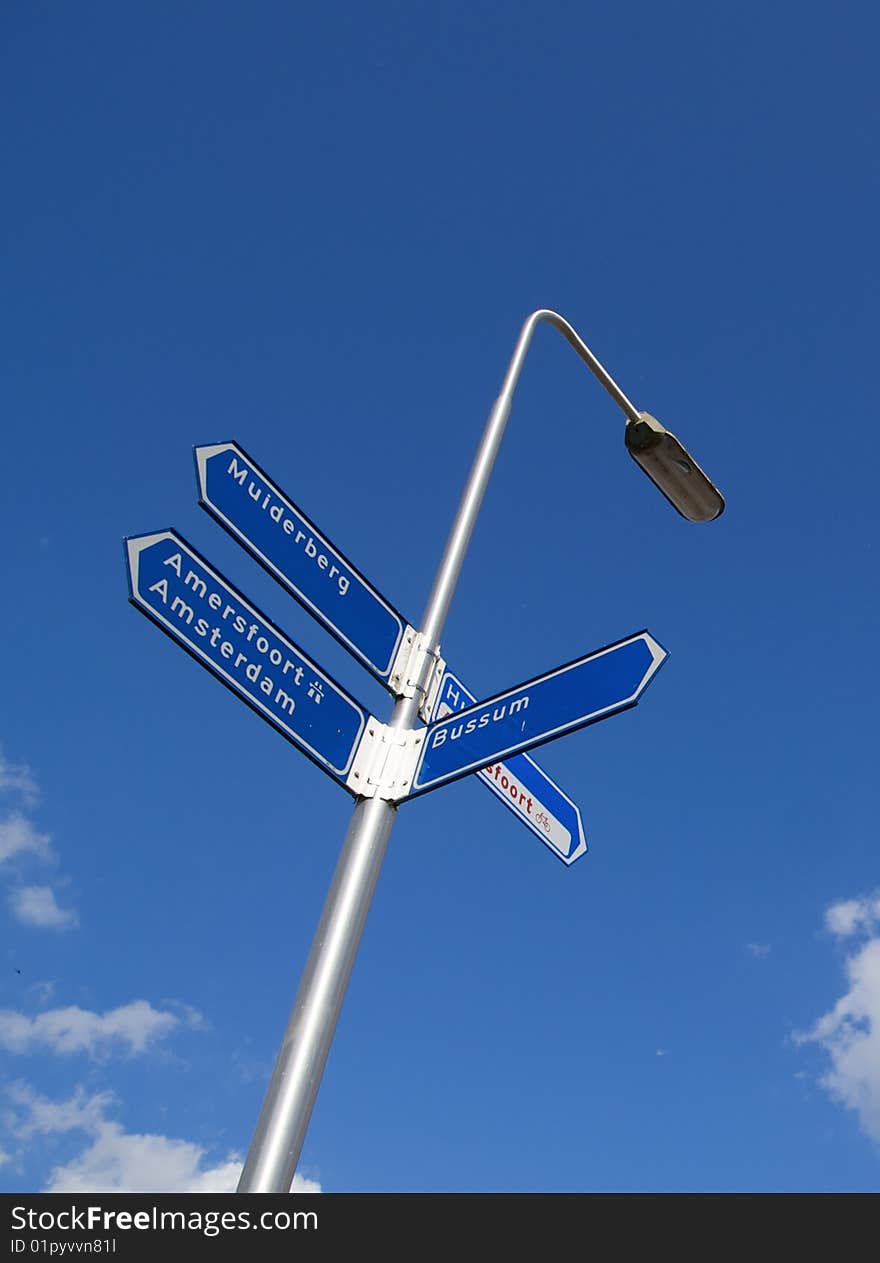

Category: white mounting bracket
[388, 628, 446, 720]
[346, 720, 424, 802]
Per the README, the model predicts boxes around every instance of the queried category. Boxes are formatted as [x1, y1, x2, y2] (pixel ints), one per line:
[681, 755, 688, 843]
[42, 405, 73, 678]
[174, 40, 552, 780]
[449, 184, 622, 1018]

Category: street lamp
[236, 309, 725, 1193]
[625, 411, 724, 522]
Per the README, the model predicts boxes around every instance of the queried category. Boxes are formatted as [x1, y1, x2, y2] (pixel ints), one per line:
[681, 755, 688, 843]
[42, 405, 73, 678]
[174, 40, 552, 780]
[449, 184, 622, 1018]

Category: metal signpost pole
[194, 439, 591, 863]
[236, 310, 652, 1193]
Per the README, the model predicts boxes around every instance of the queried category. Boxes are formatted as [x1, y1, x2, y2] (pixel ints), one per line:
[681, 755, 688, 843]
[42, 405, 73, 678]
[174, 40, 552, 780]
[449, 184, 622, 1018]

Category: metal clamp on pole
[417, 645, 446, 724]
[346, 720, 423, 801]
[388, 628, 446, 714]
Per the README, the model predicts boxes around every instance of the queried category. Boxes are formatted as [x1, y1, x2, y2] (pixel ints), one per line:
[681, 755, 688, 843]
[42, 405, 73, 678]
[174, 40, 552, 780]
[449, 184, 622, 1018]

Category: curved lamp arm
[417, 309, 723, 660]
[498, 308, 642, 424]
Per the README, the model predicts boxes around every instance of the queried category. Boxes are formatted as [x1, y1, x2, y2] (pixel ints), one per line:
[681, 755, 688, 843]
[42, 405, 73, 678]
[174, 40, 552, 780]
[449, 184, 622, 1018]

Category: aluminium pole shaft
[236, 792, 398, 1192]
[237, 680, 423, 1193]
[237, 311, 635, 1192]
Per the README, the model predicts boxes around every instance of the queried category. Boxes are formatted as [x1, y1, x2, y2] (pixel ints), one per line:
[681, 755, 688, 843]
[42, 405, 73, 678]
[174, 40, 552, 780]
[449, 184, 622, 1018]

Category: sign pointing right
[431, 671, 587, 865]
[409, 631, 667, 798]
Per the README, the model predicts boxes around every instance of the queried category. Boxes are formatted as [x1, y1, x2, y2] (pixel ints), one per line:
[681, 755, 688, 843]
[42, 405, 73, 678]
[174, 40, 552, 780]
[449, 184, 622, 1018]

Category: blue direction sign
[411, 631, 667, 797]
[125, 530, 369, 789]
[430, 672, 587, 865]
[195, 442, 410, 688]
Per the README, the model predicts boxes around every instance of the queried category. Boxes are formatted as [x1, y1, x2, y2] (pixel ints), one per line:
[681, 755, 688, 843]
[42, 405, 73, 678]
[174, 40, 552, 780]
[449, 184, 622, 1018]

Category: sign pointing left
[125, 530, 369, 788]
[195, 442, 412, 688]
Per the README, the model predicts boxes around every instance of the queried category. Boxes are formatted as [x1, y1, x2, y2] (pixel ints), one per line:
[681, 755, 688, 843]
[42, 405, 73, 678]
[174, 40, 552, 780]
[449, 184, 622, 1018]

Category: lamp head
[625, 412, 725, 523]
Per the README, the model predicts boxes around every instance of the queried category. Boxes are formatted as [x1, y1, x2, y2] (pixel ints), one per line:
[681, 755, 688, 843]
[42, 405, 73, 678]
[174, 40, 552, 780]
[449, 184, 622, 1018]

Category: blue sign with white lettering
[430, 672, 587, 865]
[125, 530, 369, 787]
[412, 632, 667, 796]
[195, 442, 409, 686]
[190, 442, 655, 862]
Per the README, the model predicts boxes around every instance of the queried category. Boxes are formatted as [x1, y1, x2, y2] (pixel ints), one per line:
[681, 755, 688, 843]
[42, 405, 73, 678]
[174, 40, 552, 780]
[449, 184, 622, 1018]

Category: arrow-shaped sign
[430, 671, 587, 865]
[410, 632, 667, 797]
[125, 530, 370, 790]
[194, 441, 598, 860]
[195, 442, 412, 688]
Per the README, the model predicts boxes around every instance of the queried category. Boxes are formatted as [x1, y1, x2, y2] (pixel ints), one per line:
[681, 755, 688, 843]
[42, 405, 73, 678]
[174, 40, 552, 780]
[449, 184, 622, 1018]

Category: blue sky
[1, 1, 878, 1193]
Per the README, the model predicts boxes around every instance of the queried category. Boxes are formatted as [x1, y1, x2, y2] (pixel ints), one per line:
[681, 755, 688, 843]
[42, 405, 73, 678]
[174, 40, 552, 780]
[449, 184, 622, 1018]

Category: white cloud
[10, 885, 77, 930]
[745, 942, 771, 957]
[46, 1130, 322, 1194]
[0, 752, 79, 935]
[794, 899, 880, 1144]
[0, 815, 53, 864]
[290, 1173, 321, 1193]
[0, 1000, 190, 1058]
[0, 749, 38, 805]
[26, 981, 56, 1007]
[46, 1126, 245, 1194]
[7, 1082, 114, 1139]
[825, 894, 880, 939]
[169, 1002, 207, 1032]
[5, 1082, 321, 1193]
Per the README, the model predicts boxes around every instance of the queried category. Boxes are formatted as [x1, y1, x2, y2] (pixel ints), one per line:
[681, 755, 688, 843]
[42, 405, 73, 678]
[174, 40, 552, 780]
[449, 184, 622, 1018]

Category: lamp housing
[625, 412, 725, 523]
